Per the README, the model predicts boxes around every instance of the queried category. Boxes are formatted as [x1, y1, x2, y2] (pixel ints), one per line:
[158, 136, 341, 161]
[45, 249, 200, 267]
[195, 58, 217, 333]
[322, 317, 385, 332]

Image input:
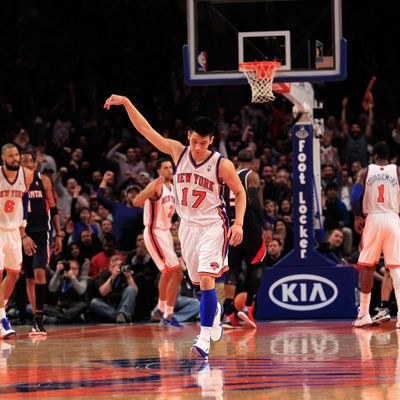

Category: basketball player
[0, 144, 34, 338]
[351, 142, 400, 327]
[104, 95, 246, 360]
[19, 152, 63, 336]
[223, 149, 265, 329]
[132, 158, 183, 328]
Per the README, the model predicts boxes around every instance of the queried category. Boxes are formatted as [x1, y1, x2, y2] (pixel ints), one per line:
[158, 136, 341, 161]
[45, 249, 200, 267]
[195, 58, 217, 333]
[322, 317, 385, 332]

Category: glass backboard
[184, 0, 346, 85]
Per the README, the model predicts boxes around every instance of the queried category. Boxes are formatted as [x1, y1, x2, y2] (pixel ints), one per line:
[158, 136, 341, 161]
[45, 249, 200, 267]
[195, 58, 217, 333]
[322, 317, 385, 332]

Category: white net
[239, 61, 281, 103]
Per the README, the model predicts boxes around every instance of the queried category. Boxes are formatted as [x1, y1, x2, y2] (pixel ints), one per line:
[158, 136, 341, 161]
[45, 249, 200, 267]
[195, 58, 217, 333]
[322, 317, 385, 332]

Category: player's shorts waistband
[0, 226, 20, 232]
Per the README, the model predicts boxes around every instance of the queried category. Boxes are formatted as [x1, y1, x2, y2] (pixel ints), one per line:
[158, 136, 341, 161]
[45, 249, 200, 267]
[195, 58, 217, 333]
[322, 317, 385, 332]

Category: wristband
[50, 206, 59, 216]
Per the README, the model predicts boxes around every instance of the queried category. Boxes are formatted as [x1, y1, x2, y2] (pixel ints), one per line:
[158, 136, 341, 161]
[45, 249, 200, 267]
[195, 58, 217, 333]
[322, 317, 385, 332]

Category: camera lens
[121, 264, 132, 273]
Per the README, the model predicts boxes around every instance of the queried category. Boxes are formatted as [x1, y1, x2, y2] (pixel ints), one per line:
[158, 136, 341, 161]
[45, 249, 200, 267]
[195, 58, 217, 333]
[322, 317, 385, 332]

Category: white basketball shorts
[0, 228, 22, 272]
[178, 220, 229, 285]
[144, 227, 180, 273]
[358, 213, 400, 268]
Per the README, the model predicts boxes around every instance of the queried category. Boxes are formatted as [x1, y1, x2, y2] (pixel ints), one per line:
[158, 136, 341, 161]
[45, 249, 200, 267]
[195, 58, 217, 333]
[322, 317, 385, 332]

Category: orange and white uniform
[0, 166, 26, 271]
[143, 183, 180, 272]
[174, 147, 229, 284]
[358, 164, 400, 268]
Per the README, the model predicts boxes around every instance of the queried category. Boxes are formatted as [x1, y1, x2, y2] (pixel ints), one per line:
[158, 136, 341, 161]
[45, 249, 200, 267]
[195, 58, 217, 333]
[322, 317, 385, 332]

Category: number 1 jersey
[362, 164, 400, 214]
[174, 147, 227, 226]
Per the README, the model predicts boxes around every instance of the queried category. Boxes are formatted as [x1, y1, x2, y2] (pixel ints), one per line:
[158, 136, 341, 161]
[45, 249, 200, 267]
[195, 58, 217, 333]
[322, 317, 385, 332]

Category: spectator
[70, 185, 99, 241]
[265, 238, 284, 267]
[126, 234, 159, 321]
[273, 218, 293, 255]
[260, 165, 279, 202]
[263, 199, 278, 229]
[78, 229, 102, 260]
[321, 163, 339, 190]
[54, 168, 89, 225]
[278, 198, 292, 224]
[90, 255, 138, 323]
[46, 259, 89, 323]
[97, 171, 144, 252]
[322, 182, 353, 256]
[89, 233, 126, 279]
[98, 219, 113, 242]
[106, 142, 146, 188]
[342, 97, 373, 168]
[326, 228, 346, 263]
[274, 168, 292, 202]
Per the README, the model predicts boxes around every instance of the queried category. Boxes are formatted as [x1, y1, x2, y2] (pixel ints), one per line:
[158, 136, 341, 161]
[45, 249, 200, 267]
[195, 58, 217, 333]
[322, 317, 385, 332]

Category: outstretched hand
[104, 94, 126, 110]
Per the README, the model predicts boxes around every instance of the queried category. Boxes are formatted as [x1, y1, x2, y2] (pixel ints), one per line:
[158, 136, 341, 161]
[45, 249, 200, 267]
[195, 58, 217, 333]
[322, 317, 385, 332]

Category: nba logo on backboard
[197, 51, 207, 72]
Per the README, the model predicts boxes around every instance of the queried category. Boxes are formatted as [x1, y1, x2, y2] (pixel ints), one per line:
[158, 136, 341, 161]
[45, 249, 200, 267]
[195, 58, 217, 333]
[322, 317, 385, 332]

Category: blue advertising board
[256, 122, 359, 319]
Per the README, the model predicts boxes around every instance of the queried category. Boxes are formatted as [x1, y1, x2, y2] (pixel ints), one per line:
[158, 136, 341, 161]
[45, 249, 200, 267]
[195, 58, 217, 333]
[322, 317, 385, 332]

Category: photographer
[126, 234, 159, 321]
[89, 255, 138, 323]
[46, 259, 88, 323]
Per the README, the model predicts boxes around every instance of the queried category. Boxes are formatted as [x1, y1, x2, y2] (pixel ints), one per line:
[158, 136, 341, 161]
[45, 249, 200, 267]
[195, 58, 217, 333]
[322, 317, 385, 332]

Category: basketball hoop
[239, 61, 285, 103]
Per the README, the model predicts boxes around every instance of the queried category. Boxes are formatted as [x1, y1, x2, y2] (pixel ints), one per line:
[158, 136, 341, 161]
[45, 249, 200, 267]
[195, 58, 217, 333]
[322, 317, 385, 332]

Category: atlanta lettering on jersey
[28, 190, 44, 199]
[366, 173, 398, 187]
[0, 190, 24, 198]
[176, 173, 215, 191]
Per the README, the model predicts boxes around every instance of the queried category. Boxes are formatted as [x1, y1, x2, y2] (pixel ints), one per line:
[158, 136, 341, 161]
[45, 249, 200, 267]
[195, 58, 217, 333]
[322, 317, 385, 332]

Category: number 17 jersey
[174, 147, 227, 226]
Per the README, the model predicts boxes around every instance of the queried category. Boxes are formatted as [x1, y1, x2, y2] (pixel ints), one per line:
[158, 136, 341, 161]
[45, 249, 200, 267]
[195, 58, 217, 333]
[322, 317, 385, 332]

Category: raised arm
[104, 95, 184, 163]
[219, 158, 246, 246]
[132, 177, 164, 207]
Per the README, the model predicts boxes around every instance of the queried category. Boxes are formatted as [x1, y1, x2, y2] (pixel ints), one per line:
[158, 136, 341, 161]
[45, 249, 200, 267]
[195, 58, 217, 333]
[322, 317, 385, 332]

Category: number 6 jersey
[0, 166, 26, 230]
[174, 147, 228, 226]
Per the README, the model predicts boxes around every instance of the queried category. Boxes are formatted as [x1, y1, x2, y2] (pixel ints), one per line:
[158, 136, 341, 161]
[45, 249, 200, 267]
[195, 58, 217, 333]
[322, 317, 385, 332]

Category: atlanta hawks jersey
[26, 170, 51, 233]
[0, 166, 26, 230]
[174, 147, 227, 226]
[143, 182, 175, 230]
[362, 164, 400, 214]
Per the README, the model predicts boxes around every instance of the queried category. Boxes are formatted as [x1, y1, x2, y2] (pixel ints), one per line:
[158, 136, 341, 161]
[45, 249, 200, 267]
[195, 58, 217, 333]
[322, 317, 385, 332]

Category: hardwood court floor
[1, 320, 400, 399]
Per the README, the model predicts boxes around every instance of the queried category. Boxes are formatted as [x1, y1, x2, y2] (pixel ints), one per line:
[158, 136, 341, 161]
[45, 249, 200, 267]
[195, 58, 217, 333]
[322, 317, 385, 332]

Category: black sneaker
[371, 307, 391, 326]
[29, 319, 47, 336]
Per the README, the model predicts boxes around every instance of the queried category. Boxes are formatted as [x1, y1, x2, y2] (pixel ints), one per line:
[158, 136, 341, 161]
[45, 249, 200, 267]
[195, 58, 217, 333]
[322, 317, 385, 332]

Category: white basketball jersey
[174, 147, 227, 226]
[0, 166, 26, 230]
[363, 164, 400, 214]
[144, 182, 175, 230]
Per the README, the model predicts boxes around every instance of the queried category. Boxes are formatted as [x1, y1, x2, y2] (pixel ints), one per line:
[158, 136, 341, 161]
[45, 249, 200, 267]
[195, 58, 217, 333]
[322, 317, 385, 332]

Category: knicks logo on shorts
[210, 262, 219, 270]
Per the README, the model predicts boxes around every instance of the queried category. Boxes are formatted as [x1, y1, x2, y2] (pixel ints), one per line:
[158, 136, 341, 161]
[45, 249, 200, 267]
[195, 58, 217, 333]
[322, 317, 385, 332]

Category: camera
[121, 264, 132, 273]
[59, 260, 70, 272]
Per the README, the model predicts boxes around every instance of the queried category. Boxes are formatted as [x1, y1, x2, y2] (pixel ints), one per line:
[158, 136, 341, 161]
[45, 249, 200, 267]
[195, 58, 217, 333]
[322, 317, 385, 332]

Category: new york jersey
[144, 182, 175, 230]
[362, 164, 400, 214]
[0, 166, 26, 230]
[174, 147, 227, 226]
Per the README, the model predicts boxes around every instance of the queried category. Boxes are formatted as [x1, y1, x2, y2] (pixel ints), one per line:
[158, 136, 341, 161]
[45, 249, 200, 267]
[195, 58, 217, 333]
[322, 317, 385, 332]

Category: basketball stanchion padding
[239, 61, 289, 103]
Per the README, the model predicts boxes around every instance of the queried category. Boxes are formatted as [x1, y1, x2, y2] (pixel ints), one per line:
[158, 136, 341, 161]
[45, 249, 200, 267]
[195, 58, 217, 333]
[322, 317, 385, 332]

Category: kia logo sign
[269, 274, 338, 311]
